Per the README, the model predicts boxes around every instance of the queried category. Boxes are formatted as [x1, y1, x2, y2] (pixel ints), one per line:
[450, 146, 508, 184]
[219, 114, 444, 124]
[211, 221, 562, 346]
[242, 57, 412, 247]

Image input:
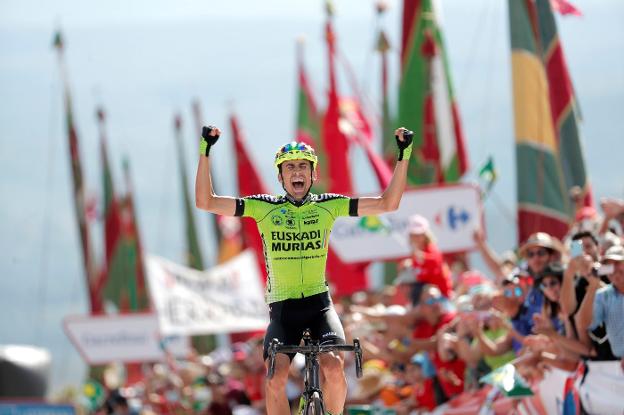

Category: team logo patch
[271, 215, 283, 226]
[286, 218, 296, 227]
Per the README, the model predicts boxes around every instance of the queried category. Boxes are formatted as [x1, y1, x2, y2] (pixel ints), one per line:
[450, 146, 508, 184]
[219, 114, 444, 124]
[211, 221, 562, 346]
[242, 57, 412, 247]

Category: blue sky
[1, 0, 622, 395]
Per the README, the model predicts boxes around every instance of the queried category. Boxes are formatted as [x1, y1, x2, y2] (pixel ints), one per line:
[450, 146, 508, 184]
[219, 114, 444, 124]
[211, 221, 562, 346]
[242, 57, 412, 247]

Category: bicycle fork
[301, 352, 324, 415]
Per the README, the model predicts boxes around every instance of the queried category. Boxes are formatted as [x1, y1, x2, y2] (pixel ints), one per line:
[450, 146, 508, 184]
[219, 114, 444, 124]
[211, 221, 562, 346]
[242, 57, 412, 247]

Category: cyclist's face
[279, 160, 315, 200]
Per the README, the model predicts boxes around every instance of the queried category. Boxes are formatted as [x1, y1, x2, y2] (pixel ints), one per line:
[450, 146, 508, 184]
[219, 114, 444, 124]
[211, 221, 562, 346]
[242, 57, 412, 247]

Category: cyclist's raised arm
[195, 126, 238, 216]
[357, 127, 412, 216]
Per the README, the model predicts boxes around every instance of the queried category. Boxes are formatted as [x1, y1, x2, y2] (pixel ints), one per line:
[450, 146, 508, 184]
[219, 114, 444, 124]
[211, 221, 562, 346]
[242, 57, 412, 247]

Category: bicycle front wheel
[304, 391, 324, 415]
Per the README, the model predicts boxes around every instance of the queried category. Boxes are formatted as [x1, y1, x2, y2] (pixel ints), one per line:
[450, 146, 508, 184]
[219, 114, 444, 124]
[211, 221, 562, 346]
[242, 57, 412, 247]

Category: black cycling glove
[199, 125, 220, 156]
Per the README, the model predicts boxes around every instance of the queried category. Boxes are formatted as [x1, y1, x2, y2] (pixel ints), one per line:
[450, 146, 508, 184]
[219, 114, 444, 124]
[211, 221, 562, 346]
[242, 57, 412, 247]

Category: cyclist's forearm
[380, 158, 409, 211]
[357, 160, 408, 215]
[195, 155, 237, 215]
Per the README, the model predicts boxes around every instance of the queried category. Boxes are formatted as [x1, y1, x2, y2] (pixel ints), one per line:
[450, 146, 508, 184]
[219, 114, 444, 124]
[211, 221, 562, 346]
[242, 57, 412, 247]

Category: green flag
[397, 0, 468, 185]
[174, 115, 204, 270]
[478, 156, 497, 195]
[479, 363, 533, 398]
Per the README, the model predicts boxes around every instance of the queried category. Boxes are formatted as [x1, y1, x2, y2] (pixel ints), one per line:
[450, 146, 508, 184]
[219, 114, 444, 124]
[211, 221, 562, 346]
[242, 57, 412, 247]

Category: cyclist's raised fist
[200, 125, 221, 156]
[394, 126, 414, 161]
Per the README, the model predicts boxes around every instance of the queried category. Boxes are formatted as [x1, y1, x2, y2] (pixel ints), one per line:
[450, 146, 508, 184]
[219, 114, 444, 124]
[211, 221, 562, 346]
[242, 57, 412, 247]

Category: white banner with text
[63, 313, 190, 365]
[146, 250, 268, 336]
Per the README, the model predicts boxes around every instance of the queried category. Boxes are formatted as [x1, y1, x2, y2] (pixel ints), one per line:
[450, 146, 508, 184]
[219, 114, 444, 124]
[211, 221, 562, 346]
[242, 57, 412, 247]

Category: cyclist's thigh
[311, 305, 346, 345]
[263, 302, 303, 361]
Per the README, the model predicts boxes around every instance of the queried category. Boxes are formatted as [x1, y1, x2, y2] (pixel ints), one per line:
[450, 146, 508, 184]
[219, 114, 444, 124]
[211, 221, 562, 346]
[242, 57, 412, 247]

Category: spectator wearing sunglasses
[535, 264, 566, 334]
[489, 275, 532, 353]
[518, 233, 565, 332]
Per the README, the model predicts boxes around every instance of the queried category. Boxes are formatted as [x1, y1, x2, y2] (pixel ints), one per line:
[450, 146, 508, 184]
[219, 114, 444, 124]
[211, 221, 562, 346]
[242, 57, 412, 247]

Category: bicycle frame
[266, 329, 363, 415]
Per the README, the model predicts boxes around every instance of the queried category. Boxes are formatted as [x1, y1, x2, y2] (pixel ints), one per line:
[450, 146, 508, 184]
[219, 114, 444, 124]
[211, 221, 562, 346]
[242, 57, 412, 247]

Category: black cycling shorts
[262, 291, 345, 360]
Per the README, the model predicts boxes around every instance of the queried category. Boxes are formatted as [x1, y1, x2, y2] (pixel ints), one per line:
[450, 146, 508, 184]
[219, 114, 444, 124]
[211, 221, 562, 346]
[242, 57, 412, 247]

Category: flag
[174, 114, 215, 352]
[376, 10, 396, 168]
[537, 0, 593, 210]
[478, 156, 497, 195]
[479, 364, 533, 398]
[321, 9, 368, 297]
[121, 158, 150, 311]
[295, 40, 328, 193]
[562, 361, 585, 415]
[508, 0, 590, 242]
[338, 97, 392, 188]
[192, 100, 243, 264]
[173, 115, 205, 270]
[550, 0, 582, 16]
[52, 30, 99, 312]
[230, 113, 269, 281]
[322, 16, 353, 195]
[95, 109, 150, 313]
[397, 0, 468, 185]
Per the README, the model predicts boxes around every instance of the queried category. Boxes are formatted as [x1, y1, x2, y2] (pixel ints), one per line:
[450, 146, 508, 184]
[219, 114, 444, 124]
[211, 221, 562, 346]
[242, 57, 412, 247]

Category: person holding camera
[195, 125, 414, 415]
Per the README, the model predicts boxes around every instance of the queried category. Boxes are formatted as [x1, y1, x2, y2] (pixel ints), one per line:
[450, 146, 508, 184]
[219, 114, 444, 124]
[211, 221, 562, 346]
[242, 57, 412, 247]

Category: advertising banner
[146, 250, 268, 336]
[63, 313, 189, 365]
[331, 184, 483, 262]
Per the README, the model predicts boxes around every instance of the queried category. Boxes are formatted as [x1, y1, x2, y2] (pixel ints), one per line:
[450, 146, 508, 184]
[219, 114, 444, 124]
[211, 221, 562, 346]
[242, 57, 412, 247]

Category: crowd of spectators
[68, 197, 624, 414]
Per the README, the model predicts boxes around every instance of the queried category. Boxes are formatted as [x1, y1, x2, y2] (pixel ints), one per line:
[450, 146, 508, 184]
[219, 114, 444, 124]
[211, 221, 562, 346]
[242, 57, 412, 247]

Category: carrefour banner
[63, 313, 189, 364]
[331, 184, 482, 263]
[146, 250, 268, 336]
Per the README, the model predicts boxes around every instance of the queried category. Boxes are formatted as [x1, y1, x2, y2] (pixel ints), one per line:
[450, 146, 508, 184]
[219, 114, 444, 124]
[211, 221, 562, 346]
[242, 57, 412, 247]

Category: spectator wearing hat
[398, 214, 453, 299]
[517, 233, 565, 331]
[576, 245, 624, 369]
[400, 353, 437, 412]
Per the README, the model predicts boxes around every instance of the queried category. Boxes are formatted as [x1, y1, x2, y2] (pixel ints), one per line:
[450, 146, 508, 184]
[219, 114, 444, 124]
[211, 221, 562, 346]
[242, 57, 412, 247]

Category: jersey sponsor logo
[285, 217, 296, 227]
[303, 218, 318, 225]
[270, 230, 323, 252]
[272, 240, 322, 251]
[271, 215, 283, 226]
[322, 332, 337, 338]
[271, 230, 320, 241]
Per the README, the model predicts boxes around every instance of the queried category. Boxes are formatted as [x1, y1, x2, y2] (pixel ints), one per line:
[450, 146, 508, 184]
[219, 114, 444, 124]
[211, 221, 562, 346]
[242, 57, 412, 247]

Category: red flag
[230, 114, 269, 281]
[550, 0, 582, 16]
[338, 97, 392, 188]
[322, 20, 353, 195]
[321, 17, 368, 297]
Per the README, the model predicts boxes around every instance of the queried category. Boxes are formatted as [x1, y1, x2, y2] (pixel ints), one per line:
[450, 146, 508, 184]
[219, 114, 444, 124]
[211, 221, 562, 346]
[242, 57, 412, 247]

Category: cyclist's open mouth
[292, 179, 305, 191]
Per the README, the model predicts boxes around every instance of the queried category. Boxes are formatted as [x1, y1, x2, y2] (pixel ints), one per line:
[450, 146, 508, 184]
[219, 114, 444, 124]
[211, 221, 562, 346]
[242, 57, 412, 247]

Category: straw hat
[518, 232, 564, 257]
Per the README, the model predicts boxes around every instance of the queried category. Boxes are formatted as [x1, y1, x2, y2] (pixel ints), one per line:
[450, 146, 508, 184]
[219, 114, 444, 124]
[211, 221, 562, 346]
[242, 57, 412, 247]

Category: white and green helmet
[273, 141, 318, 173]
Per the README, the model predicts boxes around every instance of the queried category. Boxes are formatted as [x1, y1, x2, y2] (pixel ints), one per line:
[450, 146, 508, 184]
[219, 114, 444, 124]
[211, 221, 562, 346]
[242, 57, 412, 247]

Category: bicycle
[266, 329, 363, 415]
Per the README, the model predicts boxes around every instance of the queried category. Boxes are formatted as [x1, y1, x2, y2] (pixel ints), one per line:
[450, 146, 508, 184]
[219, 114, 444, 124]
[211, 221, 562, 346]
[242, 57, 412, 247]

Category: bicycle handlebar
[266, 338, 363, 380]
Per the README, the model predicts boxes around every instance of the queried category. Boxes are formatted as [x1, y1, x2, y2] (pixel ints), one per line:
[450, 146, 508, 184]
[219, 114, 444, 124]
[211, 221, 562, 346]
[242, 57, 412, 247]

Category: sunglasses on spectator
[423, 296, 444, 306]
[526, 248, 549, 258]
[503, 286, 523, 298]
[540, 280, 560, 289]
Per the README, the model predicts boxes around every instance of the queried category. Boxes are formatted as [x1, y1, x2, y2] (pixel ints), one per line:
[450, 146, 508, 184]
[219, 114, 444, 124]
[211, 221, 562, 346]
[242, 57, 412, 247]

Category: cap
[231, 342, 249, 361]
[603, 245, 624, 262]
[519, 232, 564, 257]
[407, 214, 430, 235]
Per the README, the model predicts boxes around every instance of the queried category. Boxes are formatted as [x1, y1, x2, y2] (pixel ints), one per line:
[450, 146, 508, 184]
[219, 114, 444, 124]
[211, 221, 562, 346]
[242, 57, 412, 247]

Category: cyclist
[195, 125, 413, 415]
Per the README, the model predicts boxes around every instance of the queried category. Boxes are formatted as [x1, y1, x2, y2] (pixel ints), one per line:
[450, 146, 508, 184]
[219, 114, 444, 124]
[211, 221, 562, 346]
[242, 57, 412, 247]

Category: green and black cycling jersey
[235, 192, 359, 304]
